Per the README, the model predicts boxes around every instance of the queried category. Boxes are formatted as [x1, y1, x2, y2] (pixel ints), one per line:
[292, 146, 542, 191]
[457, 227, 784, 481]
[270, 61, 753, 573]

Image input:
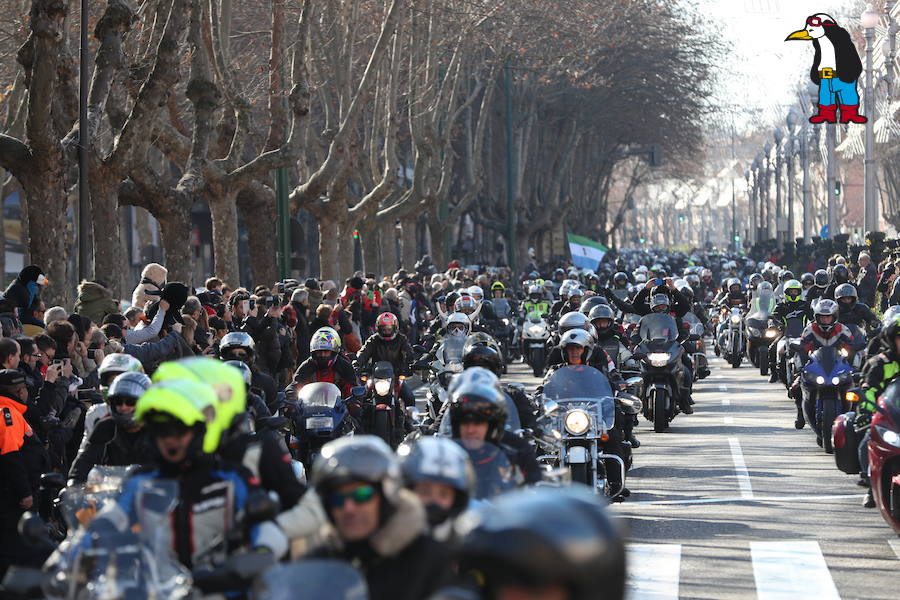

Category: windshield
[542, 365, 616, 429]
[297, 382, 342, 407]
[749, 290, 775, 318]
[810, 345, 840, 376]
[638, 313, 678, 342]
[256, 561, 369, 600]
[456, 441, 517, 500]
[526, 311, 544, 323]
[493, 298, 511, 318]
[440, 336, 466, 364]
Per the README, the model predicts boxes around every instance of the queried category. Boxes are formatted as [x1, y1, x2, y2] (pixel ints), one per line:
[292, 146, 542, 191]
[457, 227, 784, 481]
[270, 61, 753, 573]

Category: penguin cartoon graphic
[786, 14, 866, 124]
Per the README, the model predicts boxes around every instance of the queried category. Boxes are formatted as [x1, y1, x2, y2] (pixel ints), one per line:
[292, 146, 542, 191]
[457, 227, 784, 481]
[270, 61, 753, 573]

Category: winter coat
[130, 263, 167, 309]
[309, 489, 451, 600]
[73, 281, 118, 327]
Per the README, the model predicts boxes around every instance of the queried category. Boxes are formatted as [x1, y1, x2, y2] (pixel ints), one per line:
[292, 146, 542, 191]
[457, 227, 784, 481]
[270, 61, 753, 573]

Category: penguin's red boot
[809, 104, 837, 124]
[839, 105, 868, 124]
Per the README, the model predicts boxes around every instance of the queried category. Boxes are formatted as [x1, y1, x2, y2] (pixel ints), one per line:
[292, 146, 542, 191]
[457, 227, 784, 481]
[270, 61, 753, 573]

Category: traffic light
[834, 181, 842, 196]
[353, 229, 360, 240]
[678, 215, 685, 222]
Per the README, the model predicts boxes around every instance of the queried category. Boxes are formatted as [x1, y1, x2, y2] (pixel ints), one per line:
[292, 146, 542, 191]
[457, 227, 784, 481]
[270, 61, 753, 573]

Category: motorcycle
[283, 382, 360, 470]
[682, 312, 709, 381]
[539, 365, 635, 498]
[255, 560, 369, 600]
[717, 306, 746, 368]
[491, 297, 521, 362]
[521, 310, 551, 377]
[634, 313, 685, 433]
[360, 361, 408, 448]
[775, 315, 807, 387]
[865, 381, 900, 535]
[745, 289, 775, 373]
[797, 344, 855, 453]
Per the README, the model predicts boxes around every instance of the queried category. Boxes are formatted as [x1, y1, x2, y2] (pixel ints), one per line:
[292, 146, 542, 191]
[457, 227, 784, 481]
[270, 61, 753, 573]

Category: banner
[566, 233, 608, 270]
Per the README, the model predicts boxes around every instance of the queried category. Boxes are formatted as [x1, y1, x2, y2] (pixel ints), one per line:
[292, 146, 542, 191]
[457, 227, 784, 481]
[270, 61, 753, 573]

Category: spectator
[43, 305, 68, 326]
[856, 252, 877, 307]
[0, 338, 20, 370]
[2, 265, 47, 317]
[73, 280, 119, 327]
[20, 298, 46, 337]
[123, 306, 144, 329]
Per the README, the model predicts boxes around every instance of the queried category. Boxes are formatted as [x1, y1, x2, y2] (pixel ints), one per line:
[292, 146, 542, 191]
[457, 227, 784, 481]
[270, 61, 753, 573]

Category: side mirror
[625, 377, 643, 387]
[350, 385, 367, 398]
[543, 399, 559, 416]
[245, 490, 279, 526]
[413, 344, 428, 354]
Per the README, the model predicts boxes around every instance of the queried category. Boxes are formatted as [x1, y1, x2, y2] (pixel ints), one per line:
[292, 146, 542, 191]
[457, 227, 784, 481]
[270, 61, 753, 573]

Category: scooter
[522, 311, 551, 377]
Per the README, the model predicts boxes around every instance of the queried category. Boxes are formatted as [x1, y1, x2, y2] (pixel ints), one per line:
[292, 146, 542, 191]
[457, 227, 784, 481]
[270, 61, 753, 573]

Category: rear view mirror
[625, 377, 643, 387]
[543, 400, 559, 416]
[351, 385, 367, 398]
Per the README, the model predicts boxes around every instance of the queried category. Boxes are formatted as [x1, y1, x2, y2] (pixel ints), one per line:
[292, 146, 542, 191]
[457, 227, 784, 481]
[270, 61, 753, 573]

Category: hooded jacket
[130, 263, 167, 309]
[74, 280, 119, 327]
[310, 489, 450, 600]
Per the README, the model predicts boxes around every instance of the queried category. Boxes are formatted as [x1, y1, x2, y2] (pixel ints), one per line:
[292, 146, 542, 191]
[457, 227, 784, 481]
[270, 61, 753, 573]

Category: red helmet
[376, 312, 399, 340]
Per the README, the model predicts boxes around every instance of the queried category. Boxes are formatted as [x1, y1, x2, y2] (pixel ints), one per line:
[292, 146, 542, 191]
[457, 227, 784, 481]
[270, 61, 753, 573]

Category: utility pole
[826, 123, 836, 237]
[504, 63, 517, 272]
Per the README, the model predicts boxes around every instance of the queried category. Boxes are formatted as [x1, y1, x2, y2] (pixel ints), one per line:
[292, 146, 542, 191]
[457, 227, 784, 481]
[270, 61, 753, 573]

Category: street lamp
[763, 141, 772, 241]
[862, 3, 879, 233]
[785, 111, 798, 244]
[744, 168, 752, 246]
[773, 127, 784, 248]
[885, 1, 898, 97]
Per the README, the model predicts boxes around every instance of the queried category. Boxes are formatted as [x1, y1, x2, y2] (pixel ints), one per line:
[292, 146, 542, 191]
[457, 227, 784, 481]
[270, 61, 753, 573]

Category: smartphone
[52, 358, 64, 366]
[249, 298, 256, 310]
[242, 300, 250, 313]
[264, 296, 275, 309]
[654, 278, 664, 286]
[86, 349, 96, 360]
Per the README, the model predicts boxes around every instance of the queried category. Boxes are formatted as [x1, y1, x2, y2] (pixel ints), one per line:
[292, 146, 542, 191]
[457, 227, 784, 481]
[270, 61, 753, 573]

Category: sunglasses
[147, 420, 192, 438]
[328, 485, 377, 508]
[109, 395, 138, 407]
[806, 16, 835, 27]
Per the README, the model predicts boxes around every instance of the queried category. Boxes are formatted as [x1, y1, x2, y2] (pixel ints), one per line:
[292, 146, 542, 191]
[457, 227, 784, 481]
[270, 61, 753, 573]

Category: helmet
[567, 286, 584, 301]
[686, 273, 700, 287]
[779, 270, 794, 283]
[800, 272, 814, 286]
[455, 296, 478, 315]
[558, 328, 593, 352]
[106, 372, 152, 427]
[831, 264, 850, 284]
[135, 379, 219, 462]
[834, 283, 858, 307]
[634, 273, 647, 284]
[814, 269, 829, 287]
[465, 332, 503, 360]
[579, 296, 606, 316]
[814, 299, 839, 333]
[553, 268, 565, 280]
[152, 358, 247, 453]
[456, 487, 626, 600]
[748, 273, 763, 289]
[527, 284, 542, 299]
[881, 309, 900, 341]
[727, 278, 742, 293]
[468, 286, 485, 301]
[679, 284, 694, 300]
[398, 437, 475, 525]
[613, 272, 628, 286]
[219, 332, 256, 364]
[701, 268, 712, 280]
[491, 282, 505, 292]
[312, 435, 403, 507]
[448, 367, 506, 444]
[650, 293, 670, 312]
[462, 343, 503, 377]
[446, 312, 471, 337]
[224, 360, 253, 387]
[558, 311, 590, 335]
[98, 353, 145, 390]
[589, 304, 616, 335]
[376, 312, 399, 341]
[782, 279, 802, 302]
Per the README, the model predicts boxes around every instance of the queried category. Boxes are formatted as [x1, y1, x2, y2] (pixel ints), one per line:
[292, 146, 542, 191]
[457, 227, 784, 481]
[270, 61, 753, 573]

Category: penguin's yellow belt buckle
[820, 68, 835, 79]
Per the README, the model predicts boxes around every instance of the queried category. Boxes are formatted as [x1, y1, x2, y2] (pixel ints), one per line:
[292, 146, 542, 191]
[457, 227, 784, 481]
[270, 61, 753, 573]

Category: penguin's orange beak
[785, 29, 813, 41]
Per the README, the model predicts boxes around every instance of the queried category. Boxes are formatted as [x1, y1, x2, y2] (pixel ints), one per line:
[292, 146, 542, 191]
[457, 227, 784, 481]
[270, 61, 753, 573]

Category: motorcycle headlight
[765, 329, 777, 338]
[876, 425, 900, 448]
[564, 409, 591, 435]
[747, 327, 760, 337]
[374, 379, 392, 396]
[816, 375, 825, 385]
[527, 325, 545, 336]
[731, 315, 741, 324]
[648, 352, 671, 367]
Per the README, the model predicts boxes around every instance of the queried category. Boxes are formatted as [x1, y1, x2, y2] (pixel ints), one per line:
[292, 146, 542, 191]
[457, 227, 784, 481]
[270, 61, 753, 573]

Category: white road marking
[622, 493, 864, 506]
[729, 437, 753, 499]
[625, 544, 681, 600]
[719, 384, 728, 392]
[751, 541, 840, 600]
[724, 416, 734, 424]
[889, 539, 900, 561]
[722, 397, 731, 405]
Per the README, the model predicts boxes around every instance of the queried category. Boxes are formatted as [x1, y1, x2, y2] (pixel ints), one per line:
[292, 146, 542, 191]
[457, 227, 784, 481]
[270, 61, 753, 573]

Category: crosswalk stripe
[626, 543, 681, 600]
[889, 539, 900, 561]
[750, 541, 840, 600]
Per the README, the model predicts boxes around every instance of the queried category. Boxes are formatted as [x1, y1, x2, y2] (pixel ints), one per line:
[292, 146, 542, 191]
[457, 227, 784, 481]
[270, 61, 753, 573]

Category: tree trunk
[360, 221, 381, 277]
[427, 213, 445, 271]
[156, 205, 194, 285]
[337, 218, 355, 283]
[89, 174, 126, 297]
[382, 219, 398, 273]
[318, 216, 339, 282]
[238, 186, 277, 288]
[23, 178, 69, 307]
[400, 215, 417, 272]
[210, 191, 241, 288]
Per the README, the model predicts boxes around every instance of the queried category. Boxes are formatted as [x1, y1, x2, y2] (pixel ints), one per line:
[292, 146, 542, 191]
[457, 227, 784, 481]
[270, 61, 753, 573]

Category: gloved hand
[855, 412, 872, 429]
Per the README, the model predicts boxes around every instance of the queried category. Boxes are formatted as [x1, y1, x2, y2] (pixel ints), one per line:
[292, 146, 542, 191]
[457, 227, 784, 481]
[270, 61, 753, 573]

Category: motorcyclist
[522, 284, 550, 317]
[767, 279, 813, 384]
[355, 312, 416, 408]
[610, 272, 631, 300]
[307, 436, 450, 600]
[80, 353, 146, 449]
[834, 283, 879, 331]
[219, 331, 277, 409]
[589, 304, 631, 354]
[716, 278, 748, 310]
[800, 272, 815, 299]
[857, 316, 900, 508]
[440, 487, 626, 600]
[223, 360, 272, 423]
[287, 328, 360, 401]
[823, 264, 851, 300]
[68, 372, 154, 483]
[806, 269, 829, 305]
[463, 343, 538, 431]
[398, 436, 475, 540]
[448, 367, 542, 484]
[543, 329, 630, 496]
[792, 299, 854, 433]
[551, 283, 583, 317]
[698, 267, 716, 301]
[773, 270, 794, 301]
[85, 379, 288, 572]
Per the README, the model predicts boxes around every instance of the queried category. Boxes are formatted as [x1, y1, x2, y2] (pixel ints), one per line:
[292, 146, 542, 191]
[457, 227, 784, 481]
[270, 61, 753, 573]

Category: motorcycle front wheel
[822, 394, 837, 455]
[569, 462, 590, 486]
[652, 389, 668, 433]
[373, 410, 393, 447]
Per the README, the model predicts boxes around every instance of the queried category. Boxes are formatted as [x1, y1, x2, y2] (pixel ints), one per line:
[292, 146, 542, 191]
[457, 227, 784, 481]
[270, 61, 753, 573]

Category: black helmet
[578, 296, 606, 316]
[219, 332, 256, 364]
[800, 272, 814, 287]
[834, 283, 858, 308]
[313, 435, 403, 507]
[814, 269, 829, 287]
[589, 304, 616, 335]
[456, 487, 626, 600]
[398, 437, 475, 525]
[613, 272, 628, 286]
[448, 368, 507, 444]
[831, 264, 850, 284]
[463, 343, 503, 377]
[779, 270, 794, 283]
[224, 360, 253, 387]
[881, 310, 900, 343]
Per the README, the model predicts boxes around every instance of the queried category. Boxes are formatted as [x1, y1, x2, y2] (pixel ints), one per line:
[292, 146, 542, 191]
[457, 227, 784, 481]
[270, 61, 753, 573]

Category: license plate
[306, 416, 333, 430]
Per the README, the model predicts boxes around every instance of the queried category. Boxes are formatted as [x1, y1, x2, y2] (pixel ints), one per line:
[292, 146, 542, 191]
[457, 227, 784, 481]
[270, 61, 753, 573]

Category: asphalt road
[494, 355, 900, 600]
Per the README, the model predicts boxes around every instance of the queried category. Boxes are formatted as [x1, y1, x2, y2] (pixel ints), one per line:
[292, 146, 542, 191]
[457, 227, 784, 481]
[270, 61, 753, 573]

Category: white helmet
[558, 328, 594, 351]
[558, 311, 591, 335]
[446, 312, 471, 337]
[468, 286, 484, 301]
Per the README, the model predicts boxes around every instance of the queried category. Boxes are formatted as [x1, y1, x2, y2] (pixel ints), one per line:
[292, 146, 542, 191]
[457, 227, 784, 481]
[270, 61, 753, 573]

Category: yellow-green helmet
[152, 358, 247, 453]
[135, 379, 218, 431]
